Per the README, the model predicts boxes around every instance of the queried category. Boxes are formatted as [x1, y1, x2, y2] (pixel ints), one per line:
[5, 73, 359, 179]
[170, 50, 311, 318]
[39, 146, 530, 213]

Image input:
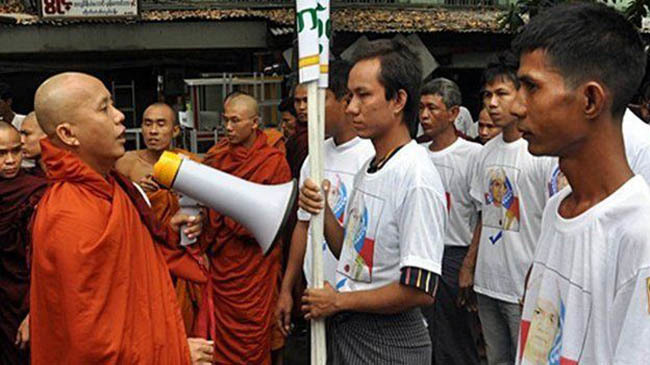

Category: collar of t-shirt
[367, 143, 407, 174]
[425, 137, 464, 158]
[328, 136, 364, 152]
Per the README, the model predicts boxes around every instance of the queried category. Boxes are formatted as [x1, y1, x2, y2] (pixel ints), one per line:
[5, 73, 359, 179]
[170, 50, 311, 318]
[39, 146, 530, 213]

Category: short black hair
[0, 82, 12, 101]
[421, 78, 462, 109]
[278, 97, 297, 117]
[512, 2, 647, 117]
[482, 51, 520, 90]
[328, 59, 352, 101]
[351, 38, 423, 138]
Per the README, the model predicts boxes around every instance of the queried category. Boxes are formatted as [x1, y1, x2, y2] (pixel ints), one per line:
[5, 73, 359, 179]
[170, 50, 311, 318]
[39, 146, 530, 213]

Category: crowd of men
[2, 2, 650, 364]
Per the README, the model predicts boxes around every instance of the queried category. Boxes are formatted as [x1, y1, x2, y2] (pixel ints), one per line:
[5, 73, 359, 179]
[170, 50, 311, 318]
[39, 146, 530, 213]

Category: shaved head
[20, 112, 47, 159]
[225, 94, 259, 117]
[0, 121, 22, 178]
[34, 72, 99, 136]
[33, 72, 126, 176]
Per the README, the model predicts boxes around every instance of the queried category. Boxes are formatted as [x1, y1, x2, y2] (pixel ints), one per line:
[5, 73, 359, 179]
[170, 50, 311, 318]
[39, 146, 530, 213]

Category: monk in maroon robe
[0, 122, 47, 364]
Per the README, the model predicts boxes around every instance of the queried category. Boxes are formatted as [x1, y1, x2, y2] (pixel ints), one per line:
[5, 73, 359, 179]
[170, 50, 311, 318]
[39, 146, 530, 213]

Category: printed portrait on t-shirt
[548, 165, 570, 198]
[483, 166, 521, 231]
[519, 270, 588, 365]
[328, 174, 348, 224]
[338, 189, 384, 283]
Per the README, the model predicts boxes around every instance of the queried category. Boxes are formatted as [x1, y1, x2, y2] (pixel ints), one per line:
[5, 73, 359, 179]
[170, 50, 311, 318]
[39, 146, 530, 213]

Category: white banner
[296, 0, 320, 83]
[40, 0, 138, 19]
[317, 0, 330, 88]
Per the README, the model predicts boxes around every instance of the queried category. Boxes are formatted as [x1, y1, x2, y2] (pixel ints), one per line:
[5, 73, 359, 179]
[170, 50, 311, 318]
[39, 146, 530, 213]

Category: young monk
[195, 93, 291, 364]
[0, 122, 47, 365]
[29, 72, 213, 364]
[115, 102, 206, 334]
[512, 3, 650, 363]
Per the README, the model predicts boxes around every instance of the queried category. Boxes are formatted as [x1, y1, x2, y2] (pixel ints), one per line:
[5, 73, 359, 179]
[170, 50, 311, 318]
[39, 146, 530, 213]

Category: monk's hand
[187, 337, 214, 365]
[14, 313, 29, 350]
[301, 281, 340, 320]
[457, 262, 477, 312]
[298, 178, 330, 215]
[138, 174, 160, 193]
[275, 289, 293, 337]
[171, 211, 203, 240]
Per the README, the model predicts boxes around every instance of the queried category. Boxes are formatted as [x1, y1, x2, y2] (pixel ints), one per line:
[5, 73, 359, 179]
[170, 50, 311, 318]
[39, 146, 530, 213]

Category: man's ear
[252, 116, 260, 131]
[393, 89, 408, 116]
[582, 81, 606, 120]
[449, 105, 460, 123]
[172, 124, 181, 138]
[55, 122, 80, 147]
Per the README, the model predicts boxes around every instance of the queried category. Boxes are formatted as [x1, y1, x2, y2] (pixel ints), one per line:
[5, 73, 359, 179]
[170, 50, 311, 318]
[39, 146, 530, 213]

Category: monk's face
[223, 100, 258, 147]
[0, 127, 22, 179]
[20, 115, 46, 159]
[142, 105, 179, 152]
[67, 77, 127, 168]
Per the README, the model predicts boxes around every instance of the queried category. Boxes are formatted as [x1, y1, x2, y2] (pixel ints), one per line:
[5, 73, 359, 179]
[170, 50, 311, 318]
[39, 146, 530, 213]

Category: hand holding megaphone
[153, 151, 297, 255]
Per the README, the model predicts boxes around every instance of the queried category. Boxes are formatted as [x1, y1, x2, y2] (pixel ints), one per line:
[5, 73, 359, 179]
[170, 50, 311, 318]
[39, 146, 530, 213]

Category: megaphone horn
[153, 151, 297, 255]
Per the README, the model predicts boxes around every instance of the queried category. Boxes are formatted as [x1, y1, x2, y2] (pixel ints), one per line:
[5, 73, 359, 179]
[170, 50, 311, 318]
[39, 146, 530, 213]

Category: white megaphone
[153, 151, 297, 255]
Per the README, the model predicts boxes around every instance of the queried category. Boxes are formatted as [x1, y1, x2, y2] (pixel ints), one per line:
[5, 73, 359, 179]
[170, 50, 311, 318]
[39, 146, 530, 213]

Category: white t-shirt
[622, 108, 650, 182]
[424, 138, 482, 247]
[454, 106, 478, 139]
[336, 140, 447, 293]
[298, 137, 375, 288]
[470, 135, 556, 303]
[517, 176, 650, 365]
[10, 113, 25, 130]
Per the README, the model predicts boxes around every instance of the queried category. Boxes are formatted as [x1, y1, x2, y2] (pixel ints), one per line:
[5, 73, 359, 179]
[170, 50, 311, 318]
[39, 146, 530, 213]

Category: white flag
[296, 0, 320, 83]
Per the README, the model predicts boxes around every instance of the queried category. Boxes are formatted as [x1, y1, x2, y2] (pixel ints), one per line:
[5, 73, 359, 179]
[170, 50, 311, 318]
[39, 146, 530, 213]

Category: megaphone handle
[180, 206, 201, 246]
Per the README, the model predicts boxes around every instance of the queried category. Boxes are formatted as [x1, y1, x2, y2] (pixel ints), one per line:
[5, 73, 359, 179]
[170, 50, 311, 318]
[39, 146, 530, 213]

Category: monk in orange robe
[0, 122, 47, 364]
[195, 93, 290, 364]
[29, 72, 214, 364]
[116, 102, 205, 334]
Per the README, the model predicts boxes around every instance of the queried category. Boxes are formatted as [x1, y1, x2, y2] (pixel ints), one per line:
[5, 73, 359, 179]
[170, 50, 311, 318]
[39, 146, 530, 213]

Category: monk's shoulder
[34, 183, 109, 239]
[114, 150, 139, 175]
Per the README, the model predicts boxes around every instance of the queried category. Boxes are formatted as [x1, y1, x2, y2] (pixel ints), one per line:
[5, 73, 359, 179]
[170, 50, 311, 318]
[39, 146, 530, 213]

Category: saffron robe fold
[30, 139, 192, 364]
[196, 131, 291, 364]
[0, 169, 47, 365]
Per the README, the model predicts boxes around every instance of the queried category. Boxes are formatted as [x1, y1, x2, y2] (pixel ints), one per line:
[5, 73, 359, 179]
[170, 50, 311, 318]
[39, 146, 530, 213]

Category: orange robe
[148, 148, 205, 335]
[30, 139, 199, 364]
[263, 128, 286, 155]
[195, 130, 291, 364]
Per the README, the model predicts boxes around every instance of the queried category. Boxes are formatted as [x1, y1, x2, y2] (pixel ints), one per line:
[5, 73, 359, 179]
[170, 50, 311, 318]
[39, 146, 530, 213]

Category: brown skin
[0, 123, 22, 179]
[478, 108, 502, 144]
[280, 111, 297, 139]
[419, 93, 460, 152]
[483, 77, 522, 143]
[20, 112, 46, 160]
[513, 49, 632, 218]
[115, 103, 179, 193]
[223, 94, 259, 149]
[298, 57, 433, 321]
[275, 88, 357, 336]
[33, 75, 211, 360]
[0, 98, 16, 124]
[294, 84, 308, 124]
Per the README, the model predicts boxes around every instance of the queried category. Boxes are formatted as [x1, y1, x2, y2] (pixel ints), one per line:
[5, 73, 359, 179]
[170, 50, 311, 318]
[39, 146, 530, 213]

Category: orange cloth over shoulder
[263, 128, 286, 154]
[148, 148, 206, 334]
[30, 139, 191, 364]
[195, 130, 290, 364]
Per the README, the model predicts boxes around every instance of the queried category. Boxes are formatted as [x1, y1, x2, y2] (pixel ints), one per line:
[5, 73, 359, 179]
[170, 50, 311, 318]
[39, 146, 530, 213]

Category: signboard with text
[40, 0, 139, 19]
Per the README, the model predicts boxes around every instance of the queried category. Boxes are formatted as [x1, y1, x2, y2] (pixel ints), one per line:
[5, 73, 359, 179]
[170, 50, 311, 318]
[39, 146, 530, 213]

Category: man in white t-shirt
[419, 77, 482, 364]
[511, 3, 650, 363]
[460, 54, 556, 365]
[299, 39, 446, 364]
[275, 60, 374, 337]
